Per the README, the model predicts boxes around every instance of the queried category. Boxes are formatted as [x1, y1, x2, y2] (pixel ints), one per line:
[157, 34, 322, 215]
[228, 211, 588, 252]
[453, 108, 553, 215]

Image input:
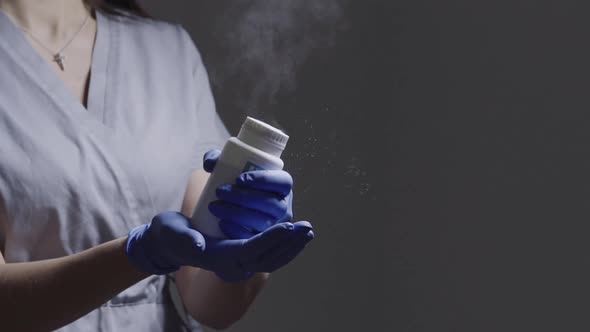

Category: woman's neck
[0, 0, 90, 41]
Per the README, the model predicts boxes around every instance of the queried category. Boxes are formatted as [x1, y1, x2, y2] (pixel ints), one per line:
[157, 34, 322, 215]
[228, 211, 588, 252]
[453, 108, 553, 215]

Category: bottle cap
[238, 117, 290, 151]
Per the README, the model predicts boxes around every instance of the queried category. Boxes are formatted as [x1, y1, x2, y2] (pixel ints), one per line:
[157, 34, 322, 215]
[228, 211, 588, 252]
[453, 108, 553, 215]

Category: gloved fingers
[242, 222, 295, 257]
[209, 200, 277, 232]
[199, 235, 248, 260]
[219, 219, 256, 239]
[277, 192, 293, 223]
[258, 237, 310, 273]
[216, 184, 289, 219]
[150, 211, 191, 232]
[293, 220, 313, 231]
[267, 225, 313, 272]
[151, 211, 198, 245]
[248, 221, 313, 271]
[126, 225, 163, 274]
[236, 170, 293, 197]
[126, 212, 207, 275]
[173, 227, 206, 254]
[203, 149, 221, 173]
[162, 225, 206, 267]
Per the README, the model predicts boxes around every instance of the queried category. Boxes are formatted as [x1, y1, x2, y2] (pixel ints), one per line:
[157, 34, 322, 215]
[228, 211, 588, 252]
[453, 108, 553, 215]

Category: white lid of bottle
[238, 117, 290, 154]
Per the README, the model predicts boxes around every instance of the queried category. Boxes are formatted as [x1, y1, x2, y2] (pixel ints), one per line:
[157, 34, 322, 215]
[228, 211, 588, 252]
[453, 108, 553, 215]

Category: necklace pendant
[53, 53, 66, 71]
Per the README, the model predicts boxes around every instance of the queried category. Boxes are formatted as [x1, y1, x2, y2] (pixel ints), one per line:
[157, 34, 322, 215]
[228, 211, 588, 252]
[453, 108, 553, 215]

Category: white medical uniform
[0, 8, 230, 331]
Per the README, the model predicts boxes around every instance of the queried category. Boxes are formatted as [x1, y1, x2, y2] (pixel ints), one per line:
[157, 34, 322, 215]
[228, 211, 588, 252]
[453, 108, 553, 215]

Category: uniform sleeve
[178, 25, 231, 171]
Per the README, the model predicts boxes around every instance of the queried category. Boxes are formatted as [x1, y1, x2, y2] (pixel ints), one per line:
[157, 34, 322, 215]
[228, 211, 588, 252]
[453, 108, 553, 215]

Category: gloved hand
[203, 149, 294, 240]
[125, 211, 314, 282]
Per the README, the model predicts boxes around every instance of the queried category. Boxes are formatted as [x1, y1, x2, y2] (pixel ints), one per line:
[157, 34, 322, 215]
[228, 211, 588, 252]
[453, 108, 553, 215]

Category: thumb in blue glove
[202, 149, 222, 173]
[126, 211, 206, 275]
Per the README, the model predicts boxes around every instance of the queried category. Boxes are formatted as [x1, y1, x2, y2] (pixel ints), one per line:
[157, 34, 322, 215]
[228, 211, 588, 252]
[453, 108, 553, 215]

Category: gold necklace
[6, 10, 91, 71]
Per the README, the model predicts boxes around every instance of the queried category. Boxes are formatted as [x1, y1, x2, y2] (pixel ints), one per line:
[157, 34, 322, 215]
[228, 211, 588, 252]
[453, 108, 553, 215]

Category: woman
[0, 0, 314, 331]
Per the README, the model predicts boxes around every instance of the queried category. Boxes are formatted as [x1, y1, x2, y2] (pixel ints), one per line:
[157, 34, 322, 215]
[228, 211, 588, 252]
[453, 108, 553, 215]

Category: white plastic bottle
[191, 117, 290, 238]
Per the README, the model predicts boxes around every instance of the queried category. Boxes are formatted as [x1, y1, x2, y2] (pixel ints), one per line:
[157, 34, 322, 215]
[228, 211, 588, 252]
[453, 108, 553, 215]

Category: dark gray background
[142, 1, 590, 331]
[388, 2, 590, 331]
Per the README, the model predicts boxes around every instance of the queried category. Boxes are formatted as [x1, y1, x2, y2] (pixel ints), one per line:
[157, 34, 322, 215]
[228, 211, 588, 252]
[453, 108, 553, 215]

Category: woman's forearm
[175, 266, 269, 330]
[0, 237, 148, 331]
[178, 169, 271, 329]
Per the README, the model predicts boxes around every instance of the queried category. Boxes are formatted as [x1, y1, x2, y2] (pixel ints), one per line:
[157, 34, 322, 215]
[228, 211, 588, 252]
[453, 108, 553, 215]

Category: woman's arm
[177, 169, 269, 330]
[176, 266, 269, 330]
[0, 237, 148, 332]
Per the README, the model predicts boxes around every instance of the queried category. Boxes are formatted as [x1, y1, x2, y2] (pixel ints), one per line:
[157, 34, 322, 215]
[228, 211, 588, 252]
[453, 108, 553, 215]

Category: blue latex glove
[126, 211, 314, 282]
[203, 149, 294, 239]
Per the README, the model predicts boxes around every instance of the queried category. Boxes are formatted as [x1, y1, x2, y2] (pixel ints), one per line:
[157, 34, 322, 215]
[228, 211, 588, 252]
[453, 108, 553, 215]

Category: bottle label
[242, 161, 265, 172]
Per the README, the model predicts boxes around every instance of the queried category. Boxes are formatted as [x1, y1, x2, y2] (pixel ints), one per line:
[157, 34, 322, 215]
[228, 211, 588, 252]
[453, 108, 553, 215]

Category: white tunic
[0, 9, 229, 331]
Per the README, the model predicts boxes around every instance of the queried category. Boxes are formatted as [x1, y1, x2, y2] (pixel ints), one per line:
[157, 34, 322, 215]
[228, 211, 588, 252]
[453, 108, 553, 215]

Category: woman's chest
[0, 68, 196, 257]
